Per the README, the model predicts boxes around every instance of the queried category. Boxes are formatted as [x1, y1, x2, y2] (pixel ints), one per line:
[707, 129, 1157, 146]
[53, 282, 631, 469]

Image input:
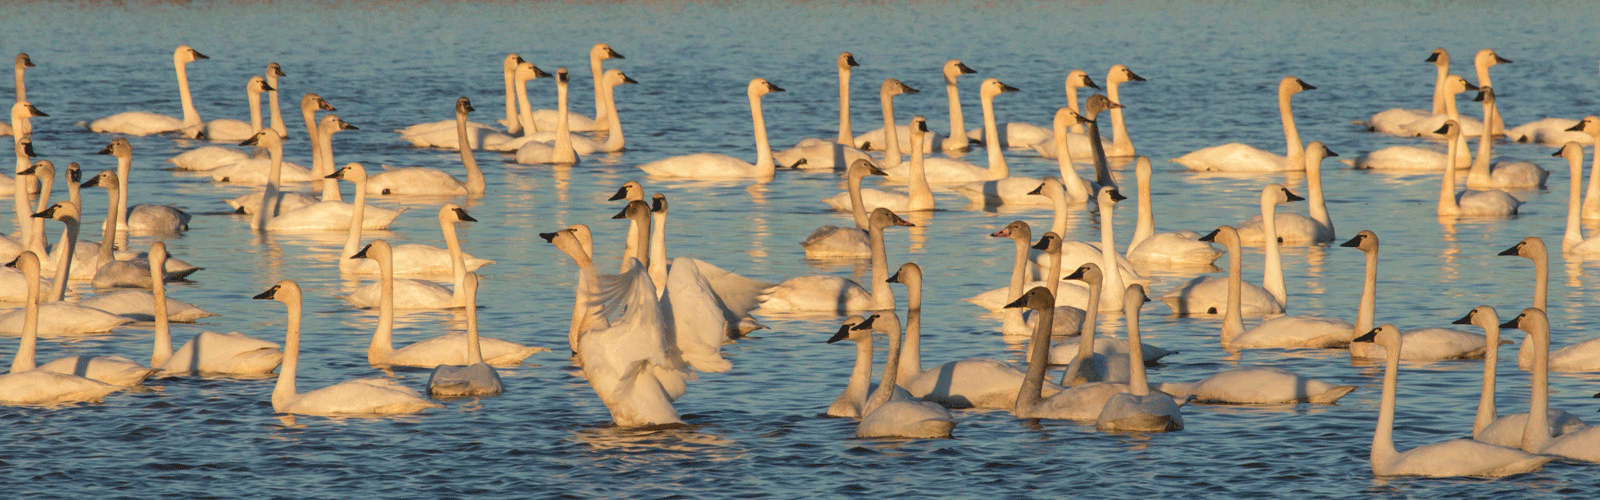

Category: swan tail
[1310, 385, 1357, 405]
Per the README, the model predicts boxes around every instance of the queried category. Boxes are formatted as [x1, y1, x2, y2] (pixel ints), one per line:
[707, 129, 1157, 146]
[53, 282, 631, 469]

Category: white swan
[0, 53, 34, 137]
[1454, 305, 1588, 448]
[528, 43, 622, 132]
[1347, 312, 1493, 362]
[883, 79, 1017, 184]
[1155, 365, 1353, 405]
[1055, 262, 1178, 384]
[136, 243, 282, 377]
[903, 281, 1054, 409]
[982, 67, 1107, 149]
[638, 78, 784, 180]
[256, 280, 442, 417]
[1565, 116, 1600, 220]
[1435, 120, 1520, 217]
[802, 161, 889, 259]
[0, 251, 121, 405]
[1095, 284, 1184, 432]
[820, 116, 933, 213]
[210, 130, 317, 185]
[1358, 324, 1553, 477]
[0, 202, 131, 335]
[775, 52, 874, 170]
[825, 315, 912, 418]
[1161, 185, 1299, 316]
[1216, 227, 1356, 350]
[1363, 49, 1479, 138]
[427, 272, 504, 398]
[344, 238, 459, 311]
[359, 240, 545, 367]
[1474, 49, 1511, 136]
[952, 107, 1096, 208]
[512, 67, 580, 165]
[1501, 308, 1600, 462]
[544, 228, 606, 354]
[1464, 88, 1547, 190]
[1022, 174, 1140, 284]
[966, 220, 1094, 314]
[497, 54, 526, 134]
[370, 97, 488, 195]
[1030, 71, 1109, 159]
[87, 45, 206, 139]
[1498, 239, 1600, 372]
[201, 76, 271, 142]
[1236, 142, 1337, 246]
[939, 59, 979, 152]
[1012, 285, 1144, 421]
[41, 246, 180, 386]
[264, 62, 286, 136]
[1554, 146, 1600, 258]
[854, 313, 957, 439]
[575, 261, 691, 427]
[855, 78, 939, 155]
[266, 160, 406, 235]
[513, 68, 636, 158]
[1103, 64, 1145, 157]
[344, 202, 491, 277]
[1173, 76, 1312, 172]
[96, 138, 191, 235]
[226, 114, 363, 215]
[399, 80, 517, 151]
[762, 207, 907, 313]
[1125, 156, 1222, 266]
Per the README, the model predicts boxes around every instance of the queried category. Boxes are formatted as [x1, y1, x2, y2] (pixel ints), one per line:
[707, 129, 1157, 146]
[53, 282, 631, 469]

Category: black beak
[351, 244, 374, 259]
[1498, 243, 1521, 256]
[252, 286, 279, 300]
[539, 232, 559, 243]
[1352, 329, 1378, 343]
[1198, 229, 1221, 242]
[1339, 235, 1362, 247]
[453, 208, 477, 222]
[1452, 312, 1475, 325]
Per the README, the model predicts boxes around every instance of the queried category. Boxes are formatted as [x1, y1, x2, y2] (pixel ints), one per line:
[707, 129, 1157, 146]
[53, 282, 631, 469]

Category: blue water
[3, 0, 1600, 497]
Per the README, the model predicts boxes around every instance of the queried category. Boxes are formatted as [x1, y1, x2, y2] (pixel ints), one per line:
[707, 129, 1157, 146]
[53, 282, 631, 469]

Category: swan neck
[902, 301, 923, 379]
[591, 53, 609, 127]
[443, 213, 469, 295]
[268, 85, 285, 136]
[1050, 188, 1069, 237]
[458, 109, 486, 194]
[864, 318, 903, 416]
[1279, 87, 1303, 169]
[516, 74, 538, 134]
[1131, 163, 1154, 250]
[151, 256, 172, 368]
[248, 86, 264, 133]
[879, 90, 901, 166]
[980, 91, 1008, 179]
[10, 261, 38, 372]
[837, 66, 853, 143]
[1307, 155, 1331, 230]
[1261, 199, 1287, 307]
[945, 80, 966, 143]
[1065, 86, 1085, 134]
[1440, 132, 1461, 215]
[1372, 334, 1401, 470]
[1584, 139, 1600, 217]
[368, 248, 396, 365]
[552, 78, 577, 164]
[1054, 119, 1090, 202]
[254, 142, 283, 231]
[908, 128, 932, 210]
[1565, 153, 1586, 252]
[750, 90, 775, 177]
[502, 64, 519, 135]
[466, 285, 483, 364]
[14, 174, 41, 257]
[339, 174, 367, 273]
[48, 217, 76, 302]
[1469, 99, 1495, 176]
[318, 126, 342, 202]
[273, 296, 301, 411]
[843, 332, 873, 414]
[1016, 303, 1054, 415]
[1474, 322, 1499, 438]
[1099, 201, 1124, 302]
[869, 223, 894, 311]
[601, 79, 625, 151]
[648, 211, 667, 293]
[1126, 298, 1149, 396]
[1064, 275, 1102, 386]
[847, 170, 870, 229]
[1222, 237, 1245, 346]
[115, 155, 131, 241]
[1108, 82, 1133, 156]
[176, 57, 200, 132]
[1086, 120, 1114, 190]
[1431, 62, 1448, 115]
[1356, 249, 1377, 334]
[1524, 320, 1551, 452]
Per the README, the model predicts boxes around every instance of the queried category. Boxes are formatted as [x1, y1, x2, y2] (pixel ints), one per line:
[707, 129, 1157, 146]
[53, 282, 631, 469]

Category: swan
[853, 313, 957, 439]
[574, 260, 692, 427]
[1022, 174, 1140, 284]
[41, 249, 174, 387]
[1103, 64, 1145, 157]
[1454, 305, 1588, 448]
[171, 94, 332, 173]
[952, 107, 1098, 208]
[0, 53, 34, 137]
[802, 161, 891, 259]
[1020, 234, 1089, 339]
[903, 282, 1057, 409]
[527, 43, 622, 132]
[372, 98, 490, 196]
[1053, 262, 1160, 385]
[77, 169, 203, 283]
[512, 67, 580, 164]
[399, 78, 519, 151]
[1095, 284, 1184, 432]
[229, 112, 352, 212]
[1030, 71, 1109, 159]
[255, 280, 442, 417]
[820, 116, 933, 213]
[1498, 239, 1600, 372]
[883, 79, 1018, 184]
[1172, 76, 1313, 172]
[0, 202, 131, 335]
[1010, 286, 1161, 421]
[87, 45, 206, 138]
[201, 76, 271, 142]
[136, 244, 282, 377]
[1216, 227, 1356, 350]
[825, 315, 914, 418]
[1474, 49, 1511, 136]
[1464, 88, 1547, 190]
[427, 272, 504, 398]
[1155, 366, 1354, 405]
[266, 159, 406, 234]
[940, 59, 979, 152]
[5, 100, 44, 145]
[264, 62, 286, 136]
[210, 130, 318, 185]
[1500, 308, 1600, 462]
[990, 221, 1045, 336]
[1161, 185, 1300, 316]
[1507, 118, 1589, 146]
[98, 138, 191, 235]
[1357, 324, 1553, 477]
[774, 52, 874, 170]
[80, 290, 215, 323]
[514, 68, 635, 156]
[497, 54, 525, 134]
[638, 78, 785, 180]
[344, 202, 491, 277]
[544, 228, 606, 354]
[1125, 156, 1222, 266]
[1347, 314, 1493, 362]
[344, 238, 459, 311]
[1363, 49, 1478, 138]
[966, 220, 1095, 314]
[359, 240, 546, 367]
[1435, 120, 1520, 217]
[981, 67, 1113, 150]
[0, 251, 121, 405]
[854, 78, 940, 155]
[764, 207, 909, 313]
[1236, 142, 1337, 246]
[1554, 146, 1600, 258]
[1566, 117, 1600, 219]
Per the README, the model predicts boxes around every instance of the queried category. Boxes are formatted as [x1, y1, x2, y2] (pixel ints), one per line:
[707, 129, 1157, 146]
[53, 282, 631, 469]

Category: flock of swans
[7, 40, 1600, 481]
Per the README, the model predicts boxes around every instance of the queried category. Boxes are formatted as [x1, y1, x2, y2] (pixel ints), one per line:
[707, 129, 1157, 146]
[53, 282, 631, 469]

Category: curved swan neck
[1085, 117, 1115, 191]
[868, 220, 894, 311]
[368, 244, 396, 364]
[9, 255, 39, 373]
[864, 315, 904, 415]
[1306, 149, 1332, 231]
[844, 328, 873, 413]
[317, 121, 343, 202]
[515, 70, 538, 134]
[465, 275, 483, 364]
[458, 106, 486, 194]
[900, 276, 923, 379]
[1107, 79, 1134, 157]
[1372, 332, 1402, 469]
[272, 291, 302, 410]
[247, 84, 265, 134]
[837, 61, 853, 143]
[648, 208, 667, 293]
[1473, 316, 1499, 438]
[945, 77, 966, 146]
[1130, 158, 1154, 250]
[847, 167, 870, 229]
[1261, 196, 1287, 307]
[1222, 231, 1246, 345]
[1016, 300, 1055, 415]
[48, 211, 77, 303]
[1053, 111, 1091, 202]
[1584, 127, 1600, 217]
[114, 153, 131, 242]
[503, 57, 521, 135]
[150, 249, 172, 368]
[338, 167, 368, 273]
[1126, 293, 1150, 396]
[600, 73, 628, 152]
[1063, 271, 1102, 387]
[1523, 313, 1551, 452]
[441, 211, 469, 297]
[1048, 182, 1069, 237]
[979, 88, 1008, 179]
[1356, 246, 1377, 335]
[1279, 83, 1304, 170]
[879, 86, 902, 166]
[254, 138, 283, 231]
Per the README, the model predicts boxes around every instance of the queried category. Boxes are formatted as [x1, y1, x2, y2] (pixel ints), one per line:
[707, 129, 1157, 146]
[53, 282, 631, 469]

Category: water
[3, 0, 1600, 497]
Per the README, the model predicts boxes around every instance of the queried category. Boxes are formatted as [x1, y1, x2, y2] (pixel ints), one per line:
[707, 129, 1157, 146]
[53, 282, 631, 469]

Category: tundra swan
[426, 273, 505, 398]
[87, 45, 206, 138]
[854, 313, 957, 439]
[1172, 76, 1312, 172]
[369, 97, 488, 196]
[1161, 185, 1299, 316]
[1435, 121, 1520, 217]
[1235, 142, 1337, 246]
[1454, 306, 1587, 448]
[638, 79, 784, 180]
[201, 76, 270, 142]
[0, 251, 121, 405]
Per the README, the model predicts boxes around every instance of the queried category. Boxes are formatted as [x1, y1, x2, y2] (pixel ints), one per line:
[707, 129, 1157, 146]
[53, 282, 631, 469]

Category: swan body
[1173, 77, 1312, 172]
[1162, 185, 1301, 317]
[202, 75, 271, 142]
[756, 275, 872, 314]
[639, 79, 783, 180]
[884, 79, 1017, 184]
[359, 241, 545, 367]
[1365, 71, 1483, 138]
[776, 53, 871, 170]
[1094, 284, 1183, 432]
[852, 313, 956, 439]
[1236, 142, 1338, 246]
[97, 138, 191, 235]
[1347, 327, 1492, 361]
[0, 252, 120, 405]
[1126, 157, 1222, 266]
[1507, 118, 1589, 145]
[370, 97, 488, 195]
[79, 290, 215, 322]
[169, 146, 252, 171]
[346, 204, 492, 276]
[1465, 88, 1548, 190]
[1156, 367, 1354, 405]
[426, 273, 503, 398]
[87, 46, 206, 139]
[576, 262, 691, 427]
[1436, 120, 1520, 217]
[1554, 144, 1600, 258]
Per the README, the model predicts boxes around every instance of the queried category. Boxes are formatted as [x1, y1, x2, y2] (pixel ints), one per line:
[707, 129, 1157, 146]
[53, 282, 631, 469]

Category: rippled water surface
[5, 1, 1600, 497]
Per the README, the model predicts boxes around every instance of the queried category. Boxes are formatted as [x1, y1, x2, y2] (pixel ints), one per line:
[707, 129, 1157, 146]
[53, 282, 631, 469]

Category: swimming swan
[883, 79, 1018, 184]
[88, 45, 207, 139]
[1500, 308, 1600, 462]
[0, 251, 121, 405]
[1454, 306, 1588, 448]
[1160, 185, 1299, 317]
[1215, 227, 1358, 350]
[1435, 120, 1520, 217]
[1235, 142, 1337, 246]
[370, 97, 489, 196]
[1009, 286, 1149, 422]
[426, 272, 505, 398]
[1125, 156, 1222, 266]
[1172, 76, 1312, 172]
[774, 52, 874, 170]
[1464, 88, 1547, 190]
[854, 313, 957, 439]
[202, 76, 271, 142]
[637, 78, 785, 180]
[1094, 284, 1184, 432]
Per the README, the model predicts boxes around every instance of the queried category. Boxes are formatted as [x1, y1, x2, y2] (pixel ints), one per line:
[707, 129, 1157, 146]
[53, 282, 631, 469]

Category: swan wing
[160, 331, 283, 376]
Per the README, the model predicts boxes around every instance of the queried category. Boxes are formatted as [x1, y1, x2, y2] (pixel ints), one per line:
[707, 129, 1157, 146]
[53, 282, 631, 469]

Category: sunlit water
[3, 0, 1600, 497]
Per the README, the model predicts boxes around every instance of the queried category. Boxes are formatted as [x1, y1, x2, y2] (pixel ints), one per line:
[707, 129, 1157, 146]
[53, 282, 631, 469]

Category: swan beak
[1497, 243, 1522, 256]
[1064, 266, 1089, 281]
[1433, 123, 1451, 135]
[453, 208, 477, 222]
[1496, 54, 1513, 64]
[998, 82, 1019, 93]
[885, 271, 901, 284]
[96, 144, 115, 155]
[30, 206, 57, 219]
[1002, 295, 1030, 309]
[1108, 189, 1127, 202]
[956, 62, 976, 75]
[1198, 228, 1221, 242]
[608, 49, 625, 60]
[852, 314, 879, 331]
[1031, 237, 1052, 250]
[18, 141, 34, 157]
[1566, 121, 1587, 132]
[351, 244, 374, 260]
[192, 49, 209, 60]
[1352, 329, 1379, 343]
[325, 169, 344, 179]
[538, 232, 560, 243]
[1339, 235, 1362, 247]
[341, 122, 359, 131]
[1451, 312, 1476, 325]
[16, 164, 35, 176]
[320, 100, 337, 111]
[80, 176, 102, 189]
[767, 82, 786, 93]
[25, 104, 46, 117]
[239, 135, 260, 147]
[607, 185, 632, 201]
[621, 75, 639, 85]
[1125, 70, 1146, 82]
[1284, 190, 1305, 202]
[650, 196, 666, 213]
[1083, 77, 1101, 90]
[610, 206, 629, 219]
[1323, 148, 1339, 158]
[1499, 317, 1520, 329]
[261, 82, 275, 92]
[826, 324, 853, 344]
[893, 215, 915, 227]
[252, 286, 279, 300]
[1027, 183, 1045, 196]
[3, 257, 16, 268]
[271, 65, 286, 77]
[867, 165, 888, 177]
[1297, 80, 1316, 91]
[1425, 51, 1441, 63]
[990, 227, 1010, 238]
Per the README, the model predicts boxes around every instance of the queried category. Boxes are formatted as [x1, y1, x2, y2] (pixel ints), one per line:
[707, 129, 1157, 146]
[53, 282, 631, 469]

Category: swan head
[847, 159, 886, 179]
[10, 250, 38, 276]
[1339, 230, 1378, 252]
[593, 43, 623, 60]
[750, 78, 785, 97]
[1444, 75, 1478, 95]
[1475, 48, 1511, 67]
[247, 75, 272, 94]
[515, 61, 551, 83]
[253, 279, 300, 304]
[555, 67, 570, 85]
[455, 96, 476, 115]
[1083, 94, 1121, 120]
[351, 239, 392, 261]
[879, 78, 915, 96]
[609, 180, 644, 201]
[910, 115, 929, 138]
[990, 220, 1029, 240]
[1555, 142, 1585, 162]
[1433, 120, 1460, 139]
[1426, 48, 1448, 64]
[1124, 283, 1150, 311]
[1352, 324, 1400, 348]
[1279, 76, 1315, 95]
[327, 162, 367, 182]
[650, 193, 668, 215]
[1003, 286, 1055, 311]
[1566, 116, 1600, 134]
[240, 129, 286, 148]
[14, 137, 32, 158]
[302, 93, 336, 112]
[80, 169, 116, 190]
[97, 137, 132, 159]
[867, 207, 914, 230]
[31, 201, 78, 221]
[837, 52, 858, 70]
[503, 53, 525, 71]
[886, 262, 921, 286]
[319, 114, 357, 134]
[16, 159, 46, 177]
[1453, 305, 1498, 327]
[828, 315, 872, 343]
[267, 62, 285, 79]
[1097, 186, 1126, 205]
[613, 200, 650, 221]
[65, 162, 80, 184]
[1262, 184, 1303, 205]
[542, 228, 593, 262]
[1065, 262, 1104, 285]
[979, 78, 1019, 99]
[1306, 141, 1338, 161]
[174, 45, 207, 64]
[1473, 86, 1495, 104]
[1032, 232, 1061, 253]
[1107, 64, 1144, 84]
[604, 69, 637, 87]
[1498, 308, 1546, 342]
[11, 101, 46, 119]
[441, 203, 477, 223]
[1067, 69, 1099, 90]
[943, 59, 976, 81]
[16, 53, 33, 68]
[1498, 236, 1544, 259]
